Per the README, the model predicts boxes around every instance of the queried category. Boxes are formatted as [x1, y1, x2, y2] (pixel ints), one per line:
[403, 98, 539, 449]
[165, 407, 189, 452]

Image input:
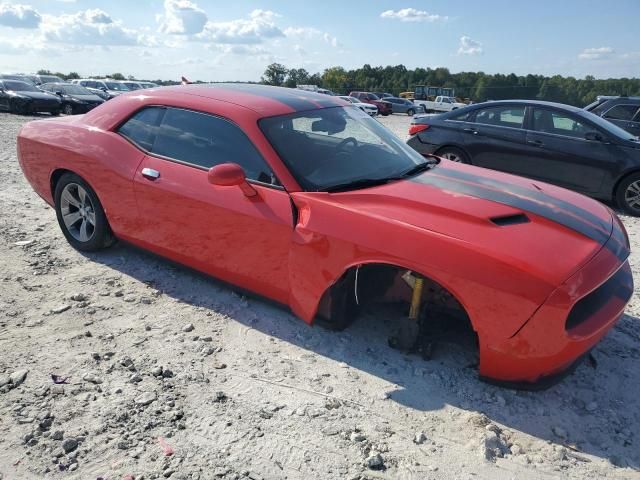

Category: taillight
[409, 124, 429, 136]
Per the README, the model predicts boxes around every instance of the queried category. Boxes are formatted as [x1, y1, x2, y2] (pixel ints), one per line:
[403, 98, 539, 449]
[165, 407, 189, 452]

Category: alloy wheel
[63, 104, 74, 115]
[624, 180, 640, 211]
[60, 183, 96, 242]
[441, 152, 461, 162]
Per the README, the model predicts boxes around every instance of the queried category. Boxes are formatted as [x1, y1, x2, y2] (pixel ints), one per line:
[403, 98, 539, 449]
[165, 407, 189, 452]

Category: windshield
[105, 82, 129, 91]
[61, 85, 93, 95]
[260, 106, 428, 191]
[40, 76, 63, 83]
[124, 82, 142, 90]
[3, 80, 39, 92]
[582, 110, 640, 141]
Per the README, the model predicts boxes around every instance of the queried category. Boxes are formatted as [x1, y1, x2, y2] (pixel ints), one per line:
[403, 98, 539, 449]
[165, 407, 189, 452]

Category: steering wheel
[335, 137, 358, 153]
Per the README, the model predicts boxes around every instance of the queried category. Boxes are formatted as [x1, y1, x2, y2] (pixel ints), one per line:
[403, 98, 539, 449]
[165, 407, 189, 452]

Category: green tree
[261, 63, 289, 86]
[110, 73, 126, 80]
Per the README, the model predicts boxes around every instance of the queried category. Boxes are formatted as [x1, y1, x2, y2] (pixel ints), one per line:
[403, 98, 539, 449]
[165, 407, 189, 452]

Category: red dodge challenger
[17, 84, 633, 388]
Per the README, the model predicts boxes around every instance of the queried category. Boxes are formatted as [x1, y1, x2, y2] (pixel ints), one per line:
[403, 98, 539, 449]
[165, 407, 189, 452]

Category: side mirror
[585, 131, 606, 142]
[207, 163, 256, 197]
[100, 87, 107, 91]
[55, 91, 63, 96]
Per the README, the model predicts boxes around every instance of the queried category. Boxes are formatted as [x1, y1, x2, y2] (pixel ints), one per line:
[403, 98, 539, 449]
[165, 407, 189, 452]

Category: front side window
[151, 108, 276, 184]
[474, 106, 525, 128]
[532, 109, 589, 139]
[603, 104, 640, 121]
[260, 106, 427, 191]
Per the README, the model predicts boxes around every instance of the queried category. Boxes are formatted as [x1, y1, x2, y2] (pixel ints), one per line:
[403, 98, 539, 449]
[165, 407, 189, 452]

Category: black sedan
[0, 80, 61, 115]
[39, 82, 104, 115]
[407, 100, 640, 214]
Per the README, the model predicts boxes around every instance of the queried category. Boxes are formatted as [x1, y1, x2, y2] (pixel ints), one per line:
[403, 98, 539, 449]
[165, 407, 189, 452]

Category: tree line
[261, 63, 640, 107]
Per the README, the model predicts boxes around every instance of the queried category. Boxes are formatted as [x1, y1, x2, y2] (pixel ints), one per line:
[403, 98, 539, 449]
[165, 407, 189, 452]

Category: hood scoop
[490, 213, 530, 226]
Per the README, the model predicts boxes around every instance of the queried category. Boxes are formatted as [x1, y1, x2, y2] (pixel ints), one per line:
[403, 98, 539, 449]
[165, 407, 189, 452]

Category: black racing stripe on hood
[214, 84, 341, 112]
[435, 167, 611, 239]
[411, 172, 611, 246]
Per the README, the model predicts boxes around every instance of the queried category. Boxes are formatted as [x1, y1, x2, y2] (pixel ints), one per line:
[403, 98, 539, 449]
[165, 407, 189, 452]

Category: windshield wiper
[322, 177, 395, 193]
[322, 160, 437, 193]
[396, 160, 437, 178]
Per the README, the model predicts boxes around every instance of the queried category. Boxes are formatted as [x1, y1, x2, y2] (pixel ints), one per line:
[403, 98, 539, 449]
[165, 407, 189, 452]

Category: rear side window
[532, 109, 589, 139]
[603, 104, 640, 121]
[151, 108, 276, 184]
[118, 107, 165, 151]
[474, 106, 525, 128]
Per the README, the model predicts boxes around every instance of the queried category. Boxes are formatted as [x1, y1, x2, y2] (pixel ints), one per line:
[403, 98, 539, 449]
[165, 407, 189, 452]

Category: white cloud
[285, 26, 340, 47]
[380, 8, 447, 22]
[42, 9, 149, 46]
[578, 47, 614, 60]
[458, 35, 483, 55]
[0, 3, 41, 28]
[197, 9, 283, 44]
[158, 0, 207, 35]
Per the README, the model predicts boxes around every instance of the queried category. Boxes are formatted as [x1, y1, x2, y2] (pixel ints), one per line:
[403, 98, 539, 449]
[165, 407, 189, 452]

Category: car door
[524, 108, 615, 193]
[124, 106, 294, 304]
[602, 104, 640, 137]
[460, 104, 529, 173]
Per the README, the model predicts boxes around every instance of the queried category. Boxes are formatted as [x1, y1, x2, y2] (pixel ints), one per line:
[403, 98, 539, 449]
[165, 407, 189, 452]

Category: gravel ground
[0, 111, 639, 480]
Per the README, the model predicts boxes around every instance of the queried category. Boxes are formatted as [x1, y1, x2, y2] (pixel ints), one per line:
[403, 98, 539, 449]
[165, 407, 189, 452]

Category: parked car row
[406, 99, 640, 214]
[0, 75, 159, 115]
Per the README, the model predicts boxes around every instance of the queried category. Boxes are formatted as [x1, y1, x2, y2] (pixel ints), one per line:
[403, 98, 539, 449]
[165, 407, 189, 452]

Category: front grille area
[565, 265, 633, 332]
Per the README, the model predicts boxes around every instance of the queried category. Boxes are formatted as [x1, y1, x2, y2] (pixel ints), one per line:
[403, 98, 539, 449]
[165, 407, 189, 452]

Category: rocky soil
[1, 112, 639, 480]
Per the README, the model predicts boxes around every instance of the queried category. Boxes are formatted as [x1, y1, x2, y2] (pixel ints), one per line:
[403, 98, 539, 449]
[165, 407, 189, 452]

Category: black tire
[9, 99, 26, 115]
[615, 172, 640, 216]
[407, 108, 416, 116]
[62, 103, 74, 115]
[381, 112, 390, 116]
[54, 173, 116, 251]
[436, 146, 470, 164]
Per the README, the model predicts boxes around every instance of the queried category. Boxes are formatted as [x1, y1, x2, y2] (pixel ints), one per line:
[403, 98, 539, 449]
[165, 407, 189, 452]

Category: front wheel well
[315, 263, 478, 357]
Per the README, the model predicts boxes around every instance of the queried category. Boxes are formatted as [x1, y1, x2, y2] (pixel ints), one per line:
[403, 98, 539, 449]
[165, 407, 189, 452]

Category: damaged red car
[17, 84, 633, 388]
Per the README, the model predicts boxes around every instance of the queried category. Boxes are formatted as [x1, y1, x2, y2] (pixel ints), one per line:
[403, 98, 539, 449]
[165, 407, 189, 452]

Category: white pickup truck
[414, 96, 467, 113]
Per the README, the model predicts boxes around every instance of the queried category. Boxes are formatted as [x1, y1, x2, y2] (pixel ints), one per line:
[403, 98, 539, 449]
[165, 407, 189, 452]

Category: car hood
[69, 94, 103, 102]
[10, 91, 60, 101]
[300, 161, 616, 287]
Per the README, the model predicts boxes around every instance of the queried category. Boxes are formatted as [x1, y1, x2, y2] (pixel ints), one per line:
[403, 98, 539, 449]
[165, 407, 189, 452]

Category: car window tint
[118, 107, 165, 151]
[604, 104, 639, 121]
[474, 106, 525, 128]
[449, 109, 471, 121]
[152, 108, 277, 184]
[532, 109, 590, 139]
[289, 112, 381, 144]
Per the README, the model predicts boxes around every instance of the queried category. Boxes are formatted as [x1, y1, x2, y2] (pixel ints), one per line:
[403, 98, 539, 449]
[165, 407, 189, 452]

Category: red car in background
[349, 91, 393, 116]
[17, 84, 633, 388]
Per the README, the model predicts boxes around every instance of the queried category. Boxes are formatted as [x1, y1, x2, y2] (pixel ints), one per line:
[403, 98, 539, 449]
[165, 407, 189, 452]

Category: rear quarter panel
[17, 117, 144, 234]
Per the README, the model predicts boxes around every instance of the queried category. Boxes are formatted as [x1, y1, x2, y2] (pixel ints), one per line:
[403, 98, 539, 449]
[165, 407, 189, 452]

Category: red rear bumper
[478, 236, 633, 386]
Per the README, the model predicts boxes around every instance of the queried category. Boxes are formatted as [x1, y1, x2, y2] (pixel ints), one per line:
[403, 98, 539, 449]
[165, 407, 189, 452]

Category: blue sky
[0, 0, 638, 81]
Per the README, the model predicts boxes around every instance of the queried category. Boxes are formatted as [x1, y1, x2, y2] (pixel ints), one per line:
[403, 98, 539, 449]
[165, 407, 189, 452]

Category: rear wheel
[615, 172, 640, 216]
[436, 146, 470, 164]
[407, 108, 416, 116]
[54, 173, 116, 251]
[62, 104, 74, 115]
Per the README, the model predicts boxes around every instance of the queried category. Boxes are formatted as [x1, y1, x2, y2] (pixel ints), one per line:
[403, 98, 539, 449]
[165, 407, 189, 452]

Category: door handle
[141, 168, 160, 180]
[462, 128, 478, 135]
[527, 140, 544, 147]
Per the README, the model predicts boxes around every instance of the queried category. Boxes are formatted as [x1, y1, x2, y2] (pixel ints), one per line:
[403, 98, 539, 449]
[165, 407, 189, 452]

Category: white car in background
[339, 96, 378, 116]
